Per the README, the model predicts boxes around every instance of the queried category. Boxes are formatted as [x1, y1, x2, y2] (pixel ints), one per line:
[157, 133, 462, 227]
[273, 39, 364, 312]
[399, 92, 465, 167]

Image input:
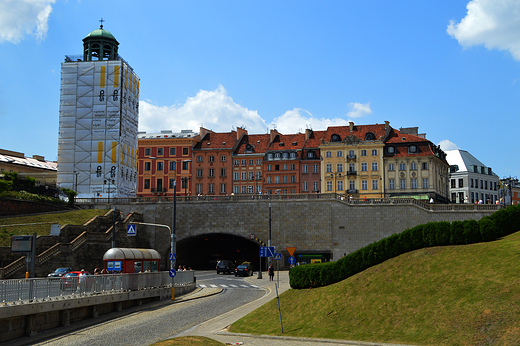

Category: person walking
[268, 264, 274, 281]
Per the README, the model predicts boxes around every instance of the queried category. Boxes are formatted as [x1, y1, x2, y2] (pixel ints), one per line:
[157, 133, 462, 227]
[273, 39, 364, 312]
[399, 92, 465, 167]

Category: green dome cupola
[82, 20, 119, 61]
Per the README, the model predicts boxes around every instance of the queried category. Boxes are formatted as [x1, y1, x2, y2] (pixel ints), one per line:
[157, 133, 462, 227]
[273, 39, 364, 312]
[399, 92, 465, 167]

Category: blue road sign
[127, 224, 136, 236]
[274, 253, 282, 260]
[259, 246, 276, 257]
[169, 269, 177, 278]
[288, 256, 296, 265]
[169, 253, 176, 260]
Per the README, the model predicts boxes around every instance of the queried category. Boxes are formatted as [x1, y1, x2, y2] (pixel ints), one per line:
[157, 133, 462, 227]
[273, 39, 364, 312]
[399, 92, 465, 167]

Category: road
[31, 270, 266, 346]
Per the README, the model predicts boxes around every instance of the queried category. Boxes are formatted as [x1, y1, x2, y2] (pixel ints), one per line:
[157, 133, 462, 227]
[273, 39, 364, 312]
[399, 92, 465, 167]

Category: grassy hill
[230, 231, 520, 346]
[0, 209, 108, 247]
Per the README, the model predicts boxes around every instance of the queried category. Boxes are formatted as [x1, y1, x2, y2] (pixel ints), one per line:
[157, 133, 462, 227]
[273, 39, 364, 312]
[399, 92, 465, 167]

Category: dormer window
[279, 142, 284, 146]
[409, 145, 417, 153]
[290, 152, 296, 158]
[387, 146, 395, 154]
[307, 150, 315, 158]
[275, 153, 281, 159]
[365, 132, 375, 141]
[245, 144, 253, 152]
[292, 142, 297, 146]
[331, 134, 341, 142]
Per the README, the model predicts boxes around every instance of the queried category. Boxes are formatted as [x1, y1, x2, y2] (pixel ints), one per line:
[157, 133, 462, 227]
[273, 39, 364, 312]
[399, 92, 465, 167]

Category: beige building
[0, 149, 57, 189]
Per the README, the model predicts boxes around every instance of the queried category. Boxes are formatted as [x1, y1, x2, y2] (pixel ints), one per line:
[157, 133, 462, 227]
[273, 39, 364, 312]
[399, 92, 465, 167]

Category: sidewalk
[178, 271, 415, 346]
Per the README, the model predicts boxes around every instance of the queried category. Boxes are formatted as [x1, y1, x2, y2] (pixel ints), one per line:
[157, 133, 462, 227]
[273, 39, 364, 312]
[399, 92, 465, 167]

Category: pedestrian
[268, 265, 274, 281]
[77, 269, 87, 292]
[94, 266, 100, 275]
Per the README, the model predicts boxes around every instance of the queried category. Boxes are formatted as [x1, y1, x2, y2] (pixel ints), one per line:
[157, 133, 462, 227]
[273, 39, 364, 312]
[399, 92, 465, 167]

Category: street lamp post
[104, 178, 116, 248]
[182, 177, 191, 196]
[172, 180, 176, 270]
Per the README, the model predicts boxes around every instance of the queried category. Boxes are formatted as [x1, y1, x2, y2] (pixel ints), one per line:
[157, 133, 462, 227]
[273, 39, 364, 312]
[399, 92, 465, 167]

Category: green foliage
[0, 180, 12, 193]
[0, 190, 67, 206]
[289, 205, 520, 289]
[61, 188, 78, 207]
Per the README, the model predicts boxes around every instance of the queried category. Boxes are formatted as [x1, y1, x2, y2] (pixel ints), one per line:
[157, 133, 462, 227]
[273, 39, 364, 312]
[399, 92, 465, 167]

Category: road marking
[210, 284, 218, 288]
[199, 284, 207, 288]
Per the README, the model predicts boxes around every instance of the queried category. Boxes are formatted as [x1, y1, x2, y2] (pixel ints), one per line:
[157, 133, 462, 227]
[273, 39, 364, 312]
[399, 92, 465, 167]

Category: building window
[169, 179, 175, 188]
[349, 180, 355, 191]
[471, 178, 474, 188]
[459, 179, 464, 188]
[302, 165, 308, 173]
[234, 172, 239, 181]
[249, 159, 254, 165]
[196, 156, 203, 163]
[372, 162, 378, 171]
[249, 172, 254, 180]
[267, 165, 272, 171]
[349, 163, 355, 172]
[410, 162, 417, 170]
[208, 184, 214, 193]
[485, 180, 488, 189]
[388, 163, 394, 171]
[290, 164, 295, 170]
[313, 164, 319, 173]
[209, 168, 215, 177]
[221, 155, 226, 162]
[313, 181, 319, 192]
[337, 163, 343, 172]
[290, 175, 295, 183]
[220, 168, 226, 177]
[196, 184, 202, 194]
[234, 186, 239, 194]
[400, 179, 406, 189]
[451, 179, 456, 188]
[303, 181, 308, 192]
[275, 176, 280, 184]
[182, 161, 189, 170]
[338, 180, 344, 191]
[170, 148, 176, 156]
[241, 159, 246, 166]
[241, 186, 247, 194]
[241, 172, 247, 180]
[337, 151, 343, 157]
[361, 150, 367, 156]
[389, 179, 395, 190]
[267, 176, 272, 184]
[411, 179, 417, 189]
[361, 163, 367, 172]
[362, 180, 368, 190]
[181, 147, 188, 155]
[220, 183, 226, 193]
[248, 185, 254, 193]
[157, 148, 163, 156]
[197, 169, 203, 178]
[283, 164, 287, 171]
[209, 156, 215, 162]
[144, 179, 150, 189]
[234, 159, 239, 166]
[283, 176, 287, 183]
[399, 163, 406, 171]
[326, 151, 332, 158]
[371, 149, 377, 156]
[144, 162, 151, 171]
[348, 150, 355, 158]
[326, 181, 333, 191]
[256, 159, 261, 165]
[409, 145, 417, 153]
[326, 164, 332, 173]
[372, 180, 378, 190]
[422, 178, 428, 189]
[170, 162, 176, 170]
[157, 162, 163, 171]
[256, 171, 261, 180]
[145, 148, 151, 156]
[422, 162, 428, 170]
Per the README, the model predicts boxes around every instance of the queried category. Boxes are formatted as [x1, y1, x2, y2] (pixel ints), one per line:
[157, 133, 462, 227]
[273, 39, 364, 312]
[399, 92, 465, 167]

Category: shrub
[450, 221, 465, 245]
[462, 219, 481, 244]
[478, 216, 497, 242]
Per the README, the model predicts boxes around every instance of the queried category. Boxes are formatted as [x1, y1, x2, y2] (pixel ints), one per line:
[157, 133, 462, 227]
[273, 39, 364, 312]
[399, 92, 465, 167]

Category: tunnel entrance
[177, 233, 260, 270]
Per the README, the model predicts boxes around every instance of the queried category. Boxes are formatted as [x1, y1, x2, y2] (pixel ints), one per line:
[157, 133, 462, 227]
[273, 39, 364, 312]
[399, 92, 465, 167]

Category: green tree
[61, 188, 78, 207]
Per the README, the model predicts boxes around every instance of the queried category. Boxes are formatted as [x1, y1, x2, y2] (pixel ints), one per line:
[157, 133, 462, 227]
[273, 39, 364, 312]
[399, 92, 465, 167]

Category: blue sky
[1, 0, 519, 178]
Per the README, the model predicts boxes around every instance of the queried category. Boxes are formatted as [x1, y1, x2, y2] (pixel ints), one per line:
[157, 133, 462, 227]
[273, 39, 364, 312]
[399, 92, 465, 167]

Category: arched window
[331, 134, 342, 142]
[365, 132, 375, 140]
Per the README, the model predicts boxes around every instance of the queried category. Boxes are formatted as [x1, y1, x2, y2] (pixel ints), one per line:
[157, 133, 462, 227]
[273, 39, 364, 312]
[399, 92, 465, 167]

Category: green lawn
[0, 209, 109, 247]
[231, 231, 520, 346]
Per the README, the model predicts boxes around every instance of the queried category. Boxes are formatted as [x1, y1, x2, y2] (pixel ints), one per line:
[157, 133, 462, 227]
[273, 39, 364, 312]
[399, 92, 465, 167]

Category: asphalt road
[31, 271, 266, 346]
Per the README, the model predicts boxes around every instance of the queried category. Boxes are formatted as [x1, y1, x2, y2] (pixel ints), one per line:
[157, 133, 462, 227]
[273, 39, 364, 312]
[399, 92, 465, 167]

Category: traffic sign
[288, 256, 296, 265]
[169, 253, 176, 260]
[259, 246, 276, 257]
[127, 224, 137, 236]
[169, 269, 177, 278]
[274, 253, 282, 260]
[286, 247, 296, 257]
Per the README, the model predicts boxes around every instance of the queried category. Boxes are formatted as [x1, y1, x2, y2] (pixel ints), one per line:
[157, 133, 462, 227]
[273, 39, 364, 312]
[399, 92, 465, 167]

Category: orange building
[232, 133, 271, 194]
[300, 129, 325, 193]
[137, 130, 199, 197]
[263, 130, 306, 195]
[192, 128, 243, 196]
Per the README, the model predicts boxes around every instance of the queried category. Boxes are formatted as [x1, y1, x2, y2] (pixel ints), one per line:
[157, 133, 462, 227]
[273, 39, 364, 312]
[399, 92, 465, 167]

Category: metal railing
[0, 270, 194, 305]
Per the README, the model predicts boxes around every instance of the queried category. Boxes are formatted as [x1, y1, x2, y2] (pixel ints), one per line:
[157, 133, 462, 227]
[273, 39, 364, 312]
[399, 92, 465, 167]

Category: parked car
[235, 263, 253, 277]
[60, 271, 92, 290]
[48, 267, 74, 278]
[216, 260, 236, 274]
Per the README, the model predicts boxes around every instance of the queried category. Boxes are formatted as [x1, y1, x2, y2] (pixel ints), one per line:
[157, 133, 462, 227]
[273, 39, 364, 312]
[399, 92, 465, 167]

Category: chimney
[349, 122, 354, 132]
[237, 127, 248, 140]
[305, 128, 312, 140]
[384, 121, 390, 130]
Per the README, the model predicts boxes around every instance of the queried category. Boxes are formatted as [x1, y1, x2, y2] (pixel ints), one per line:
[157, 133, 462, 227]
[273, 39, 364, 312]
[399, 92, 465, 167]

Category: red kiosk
[103, 248, 161, 273]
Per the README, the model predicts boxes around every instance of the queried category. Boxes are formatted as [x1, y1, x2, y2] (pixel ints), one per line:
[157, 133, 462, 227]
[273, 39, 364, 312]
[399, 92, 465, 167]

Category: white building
[445, 149, 499, 204]
[57, 24, 139, 198]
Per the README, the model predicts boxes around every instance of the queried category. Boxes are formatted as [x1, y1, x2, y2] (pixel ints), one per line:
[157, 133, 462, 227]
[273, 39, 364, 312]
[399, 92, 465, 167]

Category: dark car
[48, 267, 74, 278]
[234, 263, 253, 277]
[216, 260, 236, 274]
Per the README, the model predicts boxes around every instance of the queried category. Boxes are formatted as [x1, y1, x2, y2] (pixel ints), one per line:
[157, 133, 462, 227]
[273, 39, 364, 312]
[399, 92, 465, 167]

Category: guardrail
[1, 271, 194, 305]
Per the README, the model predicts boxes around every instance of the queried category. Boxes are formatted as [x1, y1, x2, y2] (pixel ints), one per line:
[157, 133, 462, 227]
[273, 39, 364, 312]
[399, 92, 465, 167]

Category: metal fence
[0, 270, 194, 305]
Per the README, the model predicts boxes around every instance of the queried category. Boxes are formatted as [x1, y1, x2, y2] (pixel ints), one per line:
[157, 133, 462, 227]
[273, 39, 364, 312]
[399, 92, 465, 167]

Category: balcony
[347, 189, 358, 194]
[347, 171, 357, 176]
[347, 154, 357, 160]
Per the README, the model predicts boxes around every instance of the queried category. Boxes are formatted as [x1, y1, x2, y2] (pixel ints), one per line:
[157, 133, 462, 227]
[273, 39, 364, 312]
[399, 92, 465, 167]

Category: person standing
[77, 269, 87, 292]
[268, 265, 274, 281]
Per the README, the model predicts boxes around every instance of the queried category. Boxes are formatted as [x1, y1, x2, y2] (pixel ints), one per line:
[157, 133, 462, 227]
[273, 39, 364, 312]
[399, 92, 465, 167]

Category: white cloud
[139, 85, 369, 135]
[270, 108, 351, 133]
[447, 0, 520, 60]
[139, 85, 267, 134]
[346, 102, 373, 118]
[438, 139, 459, 151]
[0, 0, 54, 44]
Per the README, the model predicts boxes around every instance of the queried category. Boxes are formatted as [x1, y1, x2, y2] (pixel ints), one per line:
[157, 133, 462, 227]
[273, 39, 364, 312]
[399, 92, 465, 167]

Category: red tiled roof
[235, 134, 271, 154]
[266, 133, 306, 151]
[194, 131, 239, 150]
[323, 124, 388, 142]
[303, 130, 327, 148]
[385, 128, 427, 144]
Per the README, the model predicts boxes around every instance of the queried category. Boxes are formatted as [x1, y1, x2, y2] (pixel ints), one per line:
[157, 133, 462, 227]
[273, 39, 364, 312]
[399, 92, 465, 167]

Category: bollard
[171, 286, 175, 301]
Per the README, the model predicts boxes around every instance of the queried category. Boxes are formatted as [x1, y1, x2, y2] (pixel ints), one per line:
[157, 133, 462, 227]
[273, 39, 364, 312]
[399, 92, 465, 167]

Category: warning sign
[286, 247, 296, 257]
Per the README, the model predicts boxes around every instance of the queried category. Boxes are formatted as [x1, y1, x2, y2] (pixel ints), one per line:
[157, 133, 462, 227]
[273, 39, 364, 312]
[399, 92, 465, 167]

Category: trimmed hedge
[289, 205, 520, 289]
